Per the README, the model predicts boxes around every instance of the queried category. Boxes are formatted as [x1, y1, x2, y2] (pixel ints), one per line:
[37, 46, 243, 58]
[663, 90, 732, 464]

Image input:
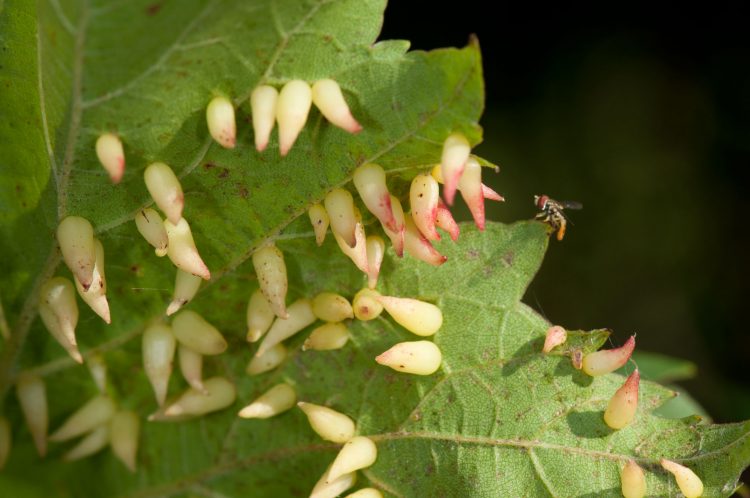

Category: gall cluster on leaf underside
[0, 54, 710, 498]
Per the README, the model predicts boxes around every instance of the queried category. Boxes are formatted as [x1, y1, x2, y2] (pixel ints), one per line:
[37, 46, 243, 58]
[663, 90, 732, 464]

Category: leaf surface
[0, 1, 749, 497]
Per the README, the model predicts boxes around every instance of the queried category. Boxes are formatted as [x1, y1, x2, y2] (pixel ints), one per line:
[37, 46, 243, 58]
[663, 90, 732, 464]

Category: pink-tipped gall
[95, 133, 125, 183]
[440, 132, 470, 205]
[312, 79, 362, 133]
[582, 336, 636, 377]
[403, 217, 447, 266]
[604, 369, 640, 430]
[542, 325, 567, 353]
[353, 163, 399, 233]
[206, 96, 236, 148]
[409, 173, 441, 240]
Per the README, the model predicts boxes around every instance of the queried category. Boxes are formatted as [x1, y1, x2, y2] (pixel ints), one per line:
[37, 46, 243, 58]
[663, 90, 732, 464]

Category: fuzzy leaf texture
[0, 1, 748, 497]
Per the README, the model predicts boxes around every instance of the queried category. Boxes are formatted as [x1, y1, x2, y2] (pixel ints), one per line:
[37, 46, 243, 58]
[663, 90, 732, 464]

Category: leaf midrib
[118, 420, 750, 498]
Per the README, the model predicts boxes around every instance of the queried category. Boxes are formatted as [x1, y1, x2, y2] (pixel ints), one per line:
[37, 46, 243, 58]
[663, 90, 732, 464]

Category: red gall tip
[110, 157, 125, 184]
[374, 351, 390, 364]
[443, 177, 459, 206]
[626, 368, 640, 385]
[194, 264, 211, 281]
[393, 228, 405, 257]
[481, 184, 504, 202]
[582, 335, 636, 376]
[379, 194, 400, 234]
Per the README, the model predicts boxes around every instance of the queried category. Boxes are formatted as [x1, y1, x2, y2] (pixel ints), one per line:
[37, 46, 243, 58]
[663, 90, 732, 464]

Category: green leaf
[0, 0, 483, 383]
[654, 385, 711, 421]
[628, 351, 698, 384]
[1, 1, 749, 498]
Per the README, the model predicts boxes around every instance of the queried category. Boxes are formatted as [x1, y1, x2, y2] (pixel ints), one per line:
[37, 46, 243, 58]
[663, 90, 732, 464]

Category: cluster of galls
[3, 361, 138, 471]
[1, 76, 463, 498]
[0, 67, 708, 498]
[309, 138, 503, 273]
[543, 327, 704, 498]
[93, 79, 363, 186]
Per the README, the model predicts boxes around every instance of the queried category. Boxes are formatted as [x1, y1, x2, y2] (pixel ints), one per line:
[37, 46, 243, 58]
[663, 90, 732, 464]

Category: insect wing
[560, 200, 583, 210]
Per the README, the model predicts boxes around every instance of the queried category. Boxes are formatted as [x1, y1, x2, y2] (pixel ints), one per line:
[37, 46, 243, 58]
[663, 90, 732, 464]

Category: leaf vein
[80, 1, 218, 109]
[528, 448, 560, 498]
[37, 14, 59, 182]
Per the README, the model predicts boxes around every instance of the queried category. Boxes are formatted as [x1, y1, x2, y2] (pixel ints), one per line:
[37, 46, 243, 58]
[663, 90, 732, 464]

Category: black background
[381, 3, 750, 424]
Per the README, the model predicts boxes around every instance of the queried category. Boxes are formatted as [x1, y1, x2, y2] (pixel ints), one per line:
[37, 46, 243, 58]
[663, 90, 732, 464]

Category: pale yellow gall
[206, 96, 236, 149]
[164, 218, 211, 280]
[328, 436, 378, 481]
[660, 459, 704, 498]
[143, 162, 183, 224]
[311, 79, 362, 133]
[15, 373, 48, 457]
[303, 322, 350, 351]
[57, 216, 96, 290]
[375, 341, 442, 375]
[297, 402, 355, 443]
[134, 208, 169, 257]
[49, 395, 116, 442]
[171, 310, 227, 356]
[604, 370, 640, 430]
[238, 383, 296, 419]
[252, 244, 289, 319]
[251, 85, 278, 152]
[276, 80, 312, 156]
[620, 459, 646, 498]
[246, 288, 276, 342]
[142, 324, 176, 407]
[255, 298, 315, 357]
[95, 133, 125, 183]
[308, 203, 330, 246]
[312, 292, 353, 322]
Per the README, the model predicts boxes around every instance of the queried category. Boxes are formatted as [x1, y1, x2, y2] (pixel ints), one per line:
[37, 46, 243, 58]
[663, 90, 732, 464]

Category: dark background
[382, 5, 750, 424]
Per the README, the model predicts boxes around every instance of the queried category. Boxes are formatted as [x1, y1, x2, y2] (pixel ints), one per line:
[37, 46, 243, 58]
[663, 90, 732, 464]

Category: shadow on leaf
[566, 410, 614, 439]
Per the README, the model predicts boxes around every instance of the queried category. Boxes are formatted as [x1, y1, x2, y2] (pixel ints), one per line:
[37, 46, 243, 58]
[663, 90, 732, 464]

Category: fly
[534, 194, 582, 241]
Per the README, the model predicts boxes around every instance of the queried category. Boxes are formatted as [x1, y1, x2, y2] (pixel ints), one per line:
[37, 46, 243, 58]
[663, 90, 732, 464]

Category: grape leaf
[1, 1, 750, 498]
[0, 0, 482, 385]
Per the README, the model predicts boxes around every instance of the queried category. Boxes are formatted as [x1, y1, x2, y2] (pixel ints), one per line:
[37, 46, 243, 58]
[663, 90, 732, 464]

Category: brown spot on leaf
[238, 186, 248, 199]
[145, 2, 163, 16]
[203, 162, 216, 170]
[218, 168, 229, 179]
